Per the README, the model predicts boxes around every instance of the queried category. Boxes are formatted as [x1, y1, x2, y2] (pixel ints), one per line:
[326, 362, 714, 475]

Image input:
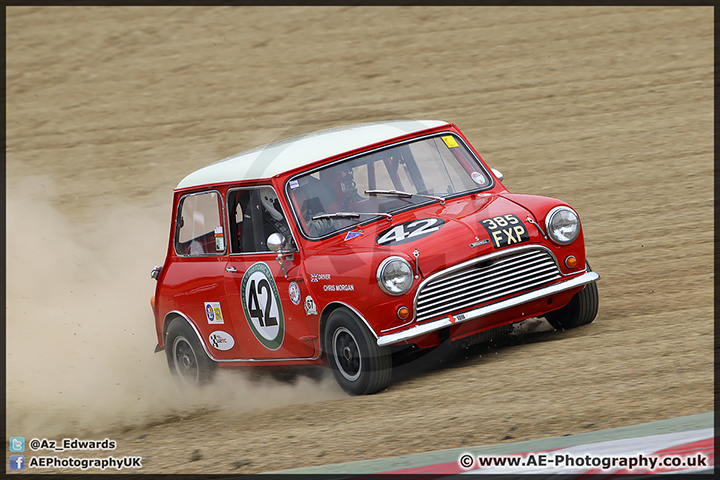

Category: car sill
[377, 271, 600, 347]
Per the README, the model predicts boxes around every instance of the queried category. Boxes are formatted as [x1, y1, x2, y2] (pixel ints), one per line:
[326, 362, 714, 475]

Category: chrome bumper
[377, 271, 599, 347]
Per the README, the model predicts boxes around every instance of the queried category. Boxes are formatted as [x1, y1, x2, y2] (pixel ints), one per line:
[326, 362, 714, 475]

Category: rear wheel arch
[164, 313, 216, 384]
[162, 312, 209, 354]
[162, 313, 182, 345]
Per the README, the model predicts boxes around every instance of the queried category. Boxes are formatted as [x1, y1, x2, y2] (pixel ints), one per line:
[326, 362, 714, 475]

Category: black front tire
[325, 308, 391, 395]
[165, 319, 216, 384]
[545, 261, 599, 330]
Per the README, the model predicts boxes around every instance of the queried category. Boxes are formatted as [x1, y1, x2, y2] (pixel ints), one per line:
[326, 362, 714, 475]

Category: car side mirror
[267, 233, 289, 278]
[267, 233, 284, 252]
[491, 168, 504, 182]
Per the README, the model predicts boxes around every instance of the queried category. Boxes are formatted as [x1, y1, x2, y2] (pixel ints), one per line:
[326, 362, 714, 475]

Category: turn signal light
[150, 296, 156, 309]
[397, 306, 410, 320]
[565, 255, 577, 268]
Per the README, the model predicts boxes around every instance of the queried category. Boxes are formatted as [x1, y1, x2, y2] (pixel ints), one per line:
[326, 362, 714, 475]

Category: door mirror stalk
[267, 233, 291, 277]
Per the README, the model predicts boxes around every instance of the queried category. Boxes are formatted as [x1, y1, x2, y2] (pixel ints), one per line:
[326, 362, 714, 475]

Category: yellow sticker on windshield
[442, 136, 459, 148]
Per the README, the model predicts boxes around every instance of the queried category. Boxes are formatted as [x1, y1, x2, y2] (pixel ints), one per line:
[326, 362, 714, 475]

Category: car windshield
[287, 134, 492, 238]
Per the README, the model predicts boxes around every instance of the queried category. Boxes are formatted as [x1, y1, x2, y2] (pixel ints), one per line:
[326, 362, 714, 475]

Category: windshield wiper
[312, 212, 393, 221]
[365, 189, 445, 205]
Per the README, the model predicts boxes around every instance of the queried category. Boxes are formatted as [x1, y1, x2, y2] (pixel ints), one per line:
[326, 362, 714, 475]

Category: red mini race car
[150, 120, 599, 395]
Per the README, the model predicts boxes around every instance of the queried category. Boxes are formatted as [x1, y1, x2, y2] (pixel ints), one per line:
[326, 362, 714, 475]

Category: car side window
[228, 187, 296, 254]
[175, 191, 225, 256]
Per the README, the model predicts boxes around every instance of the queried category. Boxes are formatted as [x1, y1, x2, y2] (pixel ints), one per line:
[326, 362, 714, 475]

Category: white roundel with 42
[240, 262, 285, 351]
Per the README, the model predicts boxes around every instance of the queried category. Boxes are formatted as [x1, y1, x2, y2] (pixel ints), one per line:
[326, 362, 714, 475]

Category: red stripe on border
[377, 436, 713, 476]
[583, 437, 715, 475]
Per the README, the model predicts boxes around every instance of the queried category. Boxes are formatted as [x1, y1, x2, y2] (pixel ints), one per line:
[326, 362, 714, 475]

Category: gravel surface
[5, 6, 713, 474]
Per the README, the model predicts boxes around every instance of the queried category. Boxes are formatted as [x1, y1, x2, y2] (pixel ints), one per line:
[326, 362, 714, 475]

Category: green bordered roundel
[240, 262, 285, 350]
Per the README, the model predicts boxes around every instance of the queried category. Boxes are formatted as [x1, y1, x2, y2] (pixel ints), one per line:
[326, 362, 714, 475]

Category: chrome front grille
[414, 247, 561, 322]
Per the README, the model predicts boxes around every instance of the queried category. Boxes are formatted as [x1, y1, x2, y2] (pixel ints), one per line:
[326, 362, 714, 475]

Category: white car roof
[176, 120, 449, 189]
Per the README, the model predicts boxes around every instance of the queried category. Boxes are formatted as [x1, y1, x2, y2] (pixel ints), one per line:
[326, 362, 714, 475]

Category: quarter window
[175, 191, 225, 256]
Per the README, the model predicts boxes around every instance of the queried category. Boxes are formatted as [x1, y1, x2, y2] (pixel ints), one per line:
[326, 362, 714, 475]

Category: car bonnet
[308, 193, 543, 278]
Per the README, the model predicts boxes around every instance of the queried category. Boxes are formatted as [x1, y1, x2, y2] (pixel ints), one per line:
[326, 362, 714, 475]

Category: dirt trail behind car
[5, 6, 713, 474]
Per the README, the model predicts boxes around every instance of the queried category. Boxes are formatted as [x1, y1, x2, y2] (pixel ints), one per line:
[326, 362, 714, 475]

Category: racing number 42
[247, 279, 278, 327]
[480, 214, 530, 249]
[240, 262, 285, 351]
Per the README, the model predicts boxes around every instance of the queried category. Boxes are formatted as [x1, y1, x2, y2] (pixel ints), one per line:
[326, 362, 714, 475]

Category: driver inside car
[292, 176, 336, 237]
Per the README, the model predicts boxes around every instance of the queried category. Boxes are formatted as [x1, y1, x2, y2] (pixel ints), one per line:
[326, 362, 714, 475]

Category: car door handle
[225, 266, 238, 273]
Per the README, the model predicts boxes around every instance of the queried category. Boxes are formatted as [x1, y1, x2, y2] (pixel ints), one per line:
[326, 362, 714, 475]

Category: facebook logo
[9, 455, 25, 470]
[9, 437, 25, 452]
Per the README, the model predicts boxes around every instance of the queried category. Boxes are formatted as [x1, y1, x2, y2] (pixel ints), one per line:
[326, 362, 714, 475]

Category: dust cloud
[5, 176, 344, 439]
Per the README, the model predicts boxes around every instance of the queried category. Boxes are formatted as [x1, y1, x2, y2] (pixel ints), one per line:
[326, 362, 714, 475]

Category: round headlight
[545, 206, 580, 245]
[376, 256, 413, 296]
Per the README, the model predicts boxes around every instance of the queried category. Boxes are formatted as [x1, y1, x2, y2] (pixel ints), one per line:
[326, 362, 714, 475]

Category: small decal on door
[288, 281, 301, 305]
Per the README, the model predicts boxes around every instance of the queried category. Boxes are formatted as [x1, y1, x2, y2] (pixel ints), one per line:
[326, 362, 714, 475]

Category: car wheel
[545, 261, 599, 330]
[325, 308, 391, 395]
[165, 319, 215, 384]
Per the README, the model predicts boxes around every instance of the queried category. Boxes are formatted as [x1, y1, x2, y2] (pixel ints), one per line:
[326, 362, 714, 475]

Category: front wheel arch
[545, 261, 599, 330]
[318, 302, 379, 355]
[324, 306, 391, 395]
